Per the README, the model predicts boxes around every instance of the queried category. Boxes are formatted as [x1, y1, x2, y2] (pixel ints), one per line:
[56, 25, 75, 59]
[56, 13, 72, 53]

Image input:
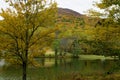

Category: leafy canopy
[0, 0, 57, 66]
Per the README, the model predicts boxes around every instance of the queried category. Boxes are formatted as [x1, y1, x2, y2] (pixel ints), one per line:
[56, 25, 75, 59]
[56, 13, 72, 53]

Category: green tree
[96, 0, 120, 56]
[0, 0, 57, 80]
[95, 0, 120, 24]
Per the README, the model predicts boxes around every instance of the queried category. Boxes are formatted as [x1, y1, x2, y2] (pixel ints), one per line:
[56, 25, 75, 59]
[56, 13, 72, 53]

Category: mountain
[57, 8, 98, 27]
[58, 8, 84, 17]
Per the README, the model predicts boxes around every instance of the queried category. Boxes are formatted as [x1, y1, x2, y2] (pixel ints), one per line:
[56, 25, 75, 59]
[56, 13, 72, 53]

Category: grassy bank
[41, 51, 115, 60]
[79, 55, 114, 60]
[44, 50, 115, 59]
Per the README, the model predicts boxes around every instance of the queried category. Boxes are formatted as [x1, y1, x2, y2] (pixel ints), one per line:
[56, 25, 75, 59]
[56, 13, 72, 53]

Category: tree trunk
[55, 48, 58, 58]
[22, 61, 27, 80]
[119, 55, 120, 60]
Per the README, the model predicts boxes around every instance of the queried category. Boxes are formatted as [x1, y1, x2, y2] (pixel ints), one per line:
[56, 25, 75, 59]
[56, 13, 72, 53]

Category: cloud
[55, 0, 100, 14]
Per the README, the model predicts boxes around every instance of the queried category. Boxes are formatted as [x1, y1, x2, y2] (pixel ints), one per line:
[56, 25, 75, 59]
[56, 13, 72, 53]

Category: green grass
[45, 51, 114, 60]
[79, 55, 113, 60]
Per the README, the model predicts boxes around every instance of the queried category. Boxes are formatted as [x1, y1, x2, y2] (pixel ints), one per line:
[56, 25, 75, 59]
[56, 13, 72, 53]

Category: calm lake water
[0, 58, 119, 80]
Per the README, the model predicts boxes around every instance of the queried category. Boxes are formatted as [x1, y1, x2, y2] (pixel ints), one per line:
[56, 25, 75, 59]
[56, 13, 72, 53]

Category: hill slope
[57, 8, 98, 27]
[58, 8, 83, 17]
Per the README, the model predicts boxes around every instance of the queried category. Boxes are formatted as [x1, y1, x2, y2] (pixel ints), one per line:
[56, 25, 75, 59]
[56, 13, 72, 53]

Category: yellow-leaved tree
[88, 0, 120, 58]
[0, 0, 57, 80]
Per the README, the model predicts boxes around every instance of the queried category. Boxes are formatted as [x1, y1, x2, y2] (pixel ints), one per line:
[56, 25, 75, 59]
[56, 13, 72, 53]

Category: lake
[0, 58, 119, 80]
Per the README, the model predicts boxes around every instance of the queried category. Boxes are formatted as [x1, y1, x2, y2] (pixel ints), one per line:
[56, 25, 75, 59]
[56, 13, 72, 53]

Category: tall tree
[88, 0, 120, 58]
[0, 0, 57, 80]
[88, 0, 120, 24]
[96, 0, 120, 23]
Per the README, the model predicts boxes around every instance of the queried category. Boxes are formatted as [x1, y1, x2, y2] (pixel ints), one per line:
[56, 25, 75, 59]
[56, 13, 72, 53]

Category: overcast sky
[0, 0, 100, 14]
[55, 0, 100, 14]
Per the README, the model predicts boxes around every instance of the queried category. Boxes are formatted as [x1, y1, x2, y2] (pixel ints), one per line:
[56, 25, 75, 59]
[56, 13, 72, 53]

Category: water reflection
[36, 58, 71, 67]
[0, 58, 119, 80]
[0, 59, 5, 67]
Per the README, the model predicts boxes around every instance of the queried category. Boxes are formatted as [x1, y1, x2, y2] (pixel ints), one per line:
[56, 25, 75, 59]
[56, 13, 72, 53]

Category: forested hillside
[53, 8, 120, 58]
